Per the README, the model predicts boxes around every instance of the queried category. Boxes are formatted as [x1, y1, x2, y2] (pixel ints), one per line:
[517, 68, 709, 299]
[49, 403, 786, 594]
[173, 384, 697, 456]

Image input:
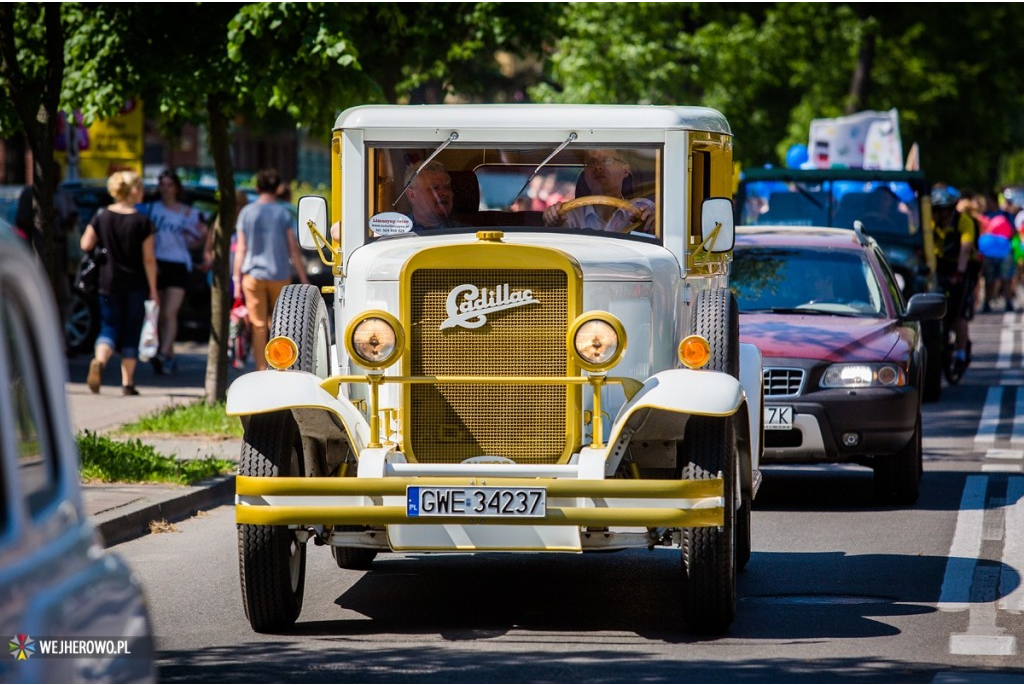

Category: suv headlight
[568, 312, 626, 372]
[345, 310, 405, 369]
[820, 363, 905, 388]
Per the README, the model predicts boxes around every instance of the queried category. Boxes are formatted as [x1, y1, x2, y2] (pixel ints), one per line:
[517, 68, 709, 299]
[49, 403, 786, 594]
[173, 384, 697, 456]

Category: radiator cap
[476, 230, 504, 242]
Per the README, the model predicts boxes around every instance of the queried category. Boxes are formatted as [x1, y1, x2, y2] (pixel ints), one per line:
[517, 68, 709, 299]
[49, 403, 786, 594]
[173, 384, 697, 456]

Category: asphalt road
[115, 310, 1024, 683]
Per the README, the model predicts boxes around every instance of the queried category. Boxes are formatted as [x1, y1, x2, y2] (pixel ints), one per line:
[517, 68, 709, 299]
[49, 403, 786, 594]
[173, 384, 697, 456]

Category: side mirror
[297, 195, 329, 252]
[904, 292, 946, 321]
[701, 197, 735, 253]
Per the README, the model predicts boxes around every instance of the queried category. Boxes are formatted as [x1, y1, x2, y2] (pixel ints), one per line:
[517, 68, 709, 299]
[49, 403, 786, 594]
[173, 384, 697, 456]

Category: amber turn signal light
[265, 336, 299, 370]
[678, 335, 711, 369]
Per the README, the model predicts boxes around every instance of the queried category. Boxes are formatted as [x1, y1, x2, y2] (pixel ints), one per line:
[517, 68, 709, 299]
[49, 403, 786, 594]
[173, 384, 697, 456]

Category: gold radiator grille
[408, 269, 569, 464]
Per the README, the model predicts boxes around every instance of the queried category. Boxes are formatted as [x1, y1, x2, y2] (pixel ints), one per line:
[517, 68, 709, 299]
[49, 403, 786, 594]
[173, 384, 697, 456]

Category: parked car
[227, 104, 764, 634]
[730, 225, 945, 504]
[735, 167, 946, 401]
[0, 230, 155, 683]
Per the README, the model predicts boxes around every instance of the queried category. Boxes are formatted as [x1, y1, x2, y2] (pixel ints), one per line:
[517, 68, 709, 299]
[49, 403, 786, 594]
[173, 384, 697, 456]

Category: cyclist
[932, 185, 978, 378]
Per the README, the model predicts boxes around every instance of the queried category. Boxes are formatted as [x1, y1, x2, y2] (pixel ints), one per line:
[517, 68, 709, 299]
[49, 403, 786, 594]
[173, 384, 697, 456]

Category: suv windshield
[366, 144, 661, 240]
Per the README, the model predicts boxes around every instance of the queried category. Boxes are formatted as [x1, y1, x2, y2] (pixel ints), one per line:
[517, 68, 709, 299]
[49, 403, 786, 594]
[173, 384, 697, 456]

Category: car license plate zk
[765, 405, 794, 430]
[407, 486, 547, 518]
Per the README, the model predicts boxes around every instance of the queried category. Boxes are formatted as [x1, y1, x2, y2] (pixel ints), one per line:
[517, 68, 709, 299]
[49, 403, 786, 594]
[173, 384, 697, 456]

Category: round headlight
[568, 312, 626, 371]
[345, 311, 404, 369]
[678, 335, 711, 369]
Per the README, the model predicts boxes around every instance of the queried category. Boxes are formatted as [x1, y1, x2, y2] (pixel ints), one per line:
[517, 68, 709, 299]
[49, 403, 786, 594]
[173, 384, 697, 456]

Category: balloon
[786, 144, 809, 169]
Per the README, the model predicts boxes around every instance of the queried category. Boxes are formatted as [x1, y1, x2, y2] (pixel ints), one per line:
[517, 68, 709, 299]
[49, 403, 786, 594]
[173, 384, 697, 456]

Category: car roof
[737, 225, 876, 251]
[335, 104, 732, 135]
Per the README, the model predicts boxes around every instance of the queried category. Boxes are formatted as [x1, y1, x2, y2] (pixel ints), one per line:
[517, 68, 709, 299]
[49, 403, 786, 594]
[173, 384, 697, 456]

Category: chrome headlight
[820, 363, 905, 388]
[568, 312, 626, 371]
[345, 310, 405, 369]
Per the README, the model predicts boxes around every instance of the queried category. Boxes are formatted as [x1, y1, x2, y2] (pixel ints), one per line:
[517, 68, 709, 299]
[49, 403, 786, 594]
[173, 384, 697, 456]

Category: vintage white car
[227, 104, 763, 634]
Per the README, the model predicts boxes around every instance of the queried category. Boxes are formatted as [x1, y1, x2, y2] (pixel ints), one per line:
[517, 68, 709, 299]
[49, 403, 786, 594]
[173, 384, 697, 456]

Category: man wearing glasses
[542, 149, 655, 233]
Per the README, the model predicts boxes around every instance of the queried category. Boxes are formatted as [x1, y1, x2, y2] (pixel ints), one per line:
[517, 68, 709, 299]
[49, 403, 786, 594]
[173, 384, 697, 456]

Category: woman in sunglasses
[542, 149, 654, 233]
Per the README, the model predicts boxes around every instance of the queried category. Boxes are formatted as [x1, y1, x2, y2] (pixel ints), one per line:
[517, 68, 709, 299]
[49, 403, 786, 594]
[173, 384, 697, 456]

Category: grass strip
[77, 431, 235, 485]
[120, 400, 243, 438]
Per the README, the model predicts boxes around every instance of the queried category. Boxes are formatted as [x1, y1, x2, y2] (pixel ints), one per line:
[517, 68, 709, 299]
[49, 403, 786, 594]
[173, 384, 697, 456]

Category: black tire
[736, 493, 752, 572]
[679, 415, 737, 634]
[873, 413, 922, 505]
[690, 288, 739, 378]
[238, 411, 306, 632]
[271, 284, 331, 377]
[921, 320, 942, 402]
[65, 291, 99, 355]
[332, 543, 378, 570]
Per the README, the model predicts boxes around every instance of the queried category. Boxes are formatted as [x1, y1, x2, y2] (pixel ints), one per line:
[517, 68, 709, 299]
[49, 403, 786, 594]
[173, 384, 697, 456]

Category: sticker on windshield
[369, 212, 413, 236]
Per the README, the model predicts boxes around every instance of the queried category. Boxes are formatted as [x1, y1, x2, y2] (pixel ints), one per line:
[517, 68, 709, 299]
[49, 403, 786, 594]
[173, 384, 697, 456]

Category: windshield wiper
[508, 131, 578, 206]
[392, 131, 459, 207]
[769, 306, 860, 317]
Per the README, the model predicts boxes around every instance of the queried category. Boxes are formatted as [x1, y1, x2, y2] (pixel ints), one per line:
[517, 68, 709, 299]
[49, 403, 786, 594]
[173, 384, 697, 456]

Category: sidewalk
[66, 341, 245, 547]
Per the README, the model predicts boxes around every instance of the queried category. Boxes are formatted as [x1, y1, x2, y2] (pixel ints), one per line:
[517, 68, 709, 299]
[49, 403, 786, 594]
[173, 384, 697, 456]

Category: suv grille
[763, 368, 804, 397]
[407, 269, 569, 464]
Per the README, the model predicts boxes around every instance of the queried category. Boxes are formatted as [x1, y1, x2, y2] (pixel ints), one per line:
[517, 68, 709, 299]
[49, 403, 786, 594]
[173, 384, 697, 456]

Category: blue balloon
[786, 144, 809, 169]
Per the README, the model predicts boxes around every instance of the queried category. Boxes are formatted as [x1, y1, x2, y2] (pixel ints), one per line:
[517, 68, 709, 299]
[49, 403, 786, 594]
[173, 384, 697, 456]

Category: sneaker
[151, 353, 165, 375]
[87, 359, 103, 394]
[121, 385, 139, 396]
[163, 357, 177, 375]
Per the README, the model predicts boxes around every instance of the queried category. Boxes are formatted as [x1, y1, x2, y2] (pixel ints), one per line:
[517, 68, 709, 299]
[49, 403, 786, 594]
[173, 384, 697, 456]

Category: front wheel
[238, 411, 306, 632]
[679, 415, 737, 634]
[873, 413, 922, 505]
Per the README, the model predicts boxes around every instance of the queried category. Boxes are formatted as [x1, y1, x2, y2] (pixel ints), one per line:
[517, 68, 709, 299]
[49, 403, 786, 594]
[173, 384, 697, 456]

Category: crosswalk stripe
[939, 475, 988, 612]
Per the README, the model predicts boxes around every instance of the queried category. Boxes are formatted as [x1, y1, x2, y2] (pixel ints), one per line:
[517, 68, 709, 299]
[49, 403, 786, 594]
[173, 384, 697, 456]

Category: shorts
[96, 288, 147, 359]
[982, 254, 1016, 282]
[157, 260, 189, 290]
[241, 274, 289, 329]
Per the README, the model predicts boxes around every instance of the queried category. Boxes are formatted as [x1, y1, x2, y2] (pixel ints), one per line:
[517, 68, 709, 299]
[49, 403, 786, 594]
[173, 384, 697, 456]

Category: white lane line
[986, 449, 1024, 460]
[983, 464, 1023, 473]
[939, 475, 988, 612]
[999, 476, 1024, 614]
[1013, 388, 1024, 446]
[997, 327, 1014, 368]
[976, 387, 1004, 446]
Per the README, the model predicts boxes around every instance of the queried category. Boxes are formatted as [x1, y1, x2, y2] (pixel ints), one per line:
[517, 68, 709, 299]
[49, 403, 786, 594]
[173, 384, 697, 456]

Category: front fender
[226, 370, 369, 453]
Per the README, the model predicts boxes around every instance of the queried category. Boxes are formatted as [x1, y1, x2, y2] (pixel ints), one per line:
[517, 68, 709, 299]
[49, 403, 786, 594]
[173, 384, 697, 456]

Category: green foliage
[120, 401, 243, 438]
[77, 431, 234, 485]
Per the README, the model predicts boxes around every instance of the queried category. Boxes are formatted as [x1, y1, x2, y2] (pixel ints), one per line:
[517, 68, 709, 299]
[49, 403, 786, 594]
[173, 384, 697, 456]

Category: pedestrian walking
[232, 169, 308, 370]
[147, 169, 208, 375]
[79, 170, 158, 396]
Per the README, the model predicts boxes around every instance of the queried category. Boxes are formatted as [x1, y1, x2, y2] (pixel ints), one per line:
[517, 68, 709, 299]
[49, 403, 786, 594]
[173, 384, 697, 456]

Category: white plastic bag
[139, 299, 159, 362]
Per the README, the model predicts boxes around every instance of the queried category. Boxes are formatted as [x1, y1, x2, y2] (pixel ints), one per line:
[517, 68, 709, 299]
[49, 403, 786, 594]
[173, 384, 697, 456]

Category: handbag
[138, 299, 160, 362]
[73, 246, 107, 295]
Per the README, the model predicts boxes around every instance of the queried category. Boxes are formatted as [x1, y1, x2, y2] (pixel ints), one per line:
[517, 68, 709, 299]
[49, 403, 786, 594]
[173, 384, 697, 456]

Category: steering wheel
[558, 195, 644, 233]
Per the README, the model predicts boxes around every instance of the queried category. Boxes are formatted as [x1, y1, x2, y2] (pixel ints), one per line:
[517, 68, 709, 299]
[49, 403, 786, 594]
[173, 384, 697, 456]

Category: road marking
[983, 464, 1023, 472]
[975, 387, 1004, 445]
[999, 477, 1024, 614]
[1013, 388, 1024, 446]
[996, 327, 1015, 368]
[986, 449, 1024, 460]
[939, 475, 988, 611]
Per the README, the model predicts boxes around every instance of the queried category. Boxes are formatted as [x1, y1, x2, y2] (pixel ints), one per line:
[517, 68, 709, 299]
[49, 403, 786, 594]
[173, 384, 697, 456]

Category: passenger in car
[405, 161, 465, 231]
[542, 149, 654, 233]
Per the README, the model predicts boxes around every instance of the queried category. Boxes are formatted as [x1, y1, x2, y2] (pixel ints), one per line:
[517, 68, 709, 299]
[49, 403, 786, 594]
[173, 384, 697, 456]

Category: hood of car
[740, 312, 907, 362]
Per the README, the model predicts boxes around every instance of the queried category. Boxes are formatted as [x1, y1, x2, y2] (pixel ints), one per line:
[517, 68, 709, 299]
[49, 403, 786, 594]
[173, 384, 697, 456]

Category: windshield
[731, 245, 886, 318]
[366, 144, 661, 240]
[740, 179, 921, 240]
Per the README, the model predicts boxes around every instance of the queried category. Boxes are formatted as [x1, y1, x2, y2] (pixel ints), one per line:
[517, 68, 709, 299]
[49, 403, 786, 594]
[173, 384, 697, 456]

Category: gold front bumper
[235, 476, 724, 528]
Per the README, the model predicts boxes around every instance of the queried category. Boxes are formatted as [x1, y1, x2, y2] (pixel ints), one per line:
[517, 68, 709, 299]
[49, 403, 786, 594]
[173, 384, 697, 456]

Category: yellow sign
[56, 100, 143, 179]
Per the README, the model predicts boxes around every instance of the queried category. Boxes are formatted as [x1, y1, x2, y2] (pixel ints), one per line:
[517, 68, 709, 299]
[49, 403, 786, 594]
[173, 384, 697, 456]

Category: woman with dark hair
[148, 169, 208, 374]
[80, 171, 158, 395]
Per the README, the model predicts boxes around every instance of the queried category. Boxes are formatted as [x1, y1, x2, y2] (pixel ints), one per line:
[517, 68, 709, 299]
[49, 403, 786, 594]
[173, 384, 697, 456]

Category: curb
[95, 475, 236, 548]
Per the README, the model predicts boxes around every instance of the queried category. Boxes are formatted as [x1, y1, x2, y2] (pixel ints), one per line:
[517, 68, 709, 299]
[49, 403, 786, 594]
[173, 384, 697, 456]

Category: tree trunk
[0, 4, 66, 320]
[845, 19, 876, 115]
[204, 95, 237, 403]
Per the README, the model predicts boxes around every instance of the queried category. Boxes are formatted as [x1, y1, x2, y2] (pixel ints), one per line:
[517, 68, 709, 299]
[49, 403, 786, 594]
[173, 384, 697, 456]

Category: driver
[405, 161, 464, 231]
[542, 149, 654, 233]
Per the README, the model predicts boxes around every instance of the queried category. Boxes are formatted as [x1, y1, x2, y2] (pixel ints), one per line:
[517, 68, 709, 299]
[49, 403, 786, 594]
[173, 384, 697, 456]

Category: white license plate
[765, 405, 794, 430]
[407, 486, 546, 518]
